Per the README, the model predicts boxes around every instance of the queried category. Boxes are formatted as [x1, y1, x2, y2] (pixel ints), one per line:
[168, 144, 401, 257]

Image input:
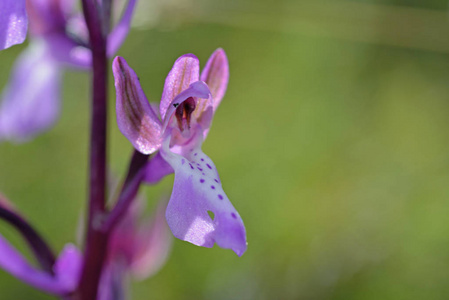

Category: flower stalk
[78, 0, 109, 299]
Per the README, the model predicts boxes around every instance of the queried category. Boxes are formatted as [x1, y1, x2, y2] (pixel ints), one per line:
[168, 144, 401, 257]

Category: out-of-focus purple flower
[0, 238, 82, 295]
[98, 198, 172, 300]
[113, 49, 247, 256]
[0, 0, 137, 142]
[0, 194, 82, 295]
[0, 0, 28, 50]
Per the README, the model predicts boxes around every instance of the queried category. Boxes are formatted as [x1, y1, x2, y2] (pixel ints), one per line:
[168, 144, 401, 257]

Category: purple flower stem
[0, 206, 55, 274]
[78, 0, 110, 299]
[103, 150, 149, 232]
[121, 150, 149, 189]
[101, 0, 113, 35]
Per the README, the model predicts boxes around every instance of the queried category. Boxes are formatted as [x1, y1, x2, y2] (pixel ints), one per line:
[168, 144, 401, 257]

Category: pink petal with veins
[113, 56, 162, 154]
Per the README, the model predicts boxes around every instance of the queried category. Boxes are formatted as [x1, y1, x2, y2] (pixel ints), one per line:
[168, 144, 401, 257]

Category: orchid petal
[107, 0, 137, 57]
[0, 235, 73, 295]
[200, 48, 229, 112]
[53, 244, 82, 292]
[130, 200, 172, 279]
[162, 81, 210, 132]
[160, 54, 200, 119]
[0, 40, 61, 142]
[160, 134, 247, 256]
[143, 152, 174, 184]
[113, 56, 162, 154]
[0, 0, 27, 50]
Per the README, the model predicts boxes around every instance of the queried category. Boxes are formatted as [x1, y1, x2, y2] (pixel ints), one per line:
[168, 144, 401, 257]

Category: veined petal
[107, 0, 137, 57]
[0, 0, 27, 50]
[162, 81, 210, 132]
[160, 54, 200, 119]
[0, 40, 61, 142]
[113, 56, 162, 155]
[200, 48, 229, 112]
[0, 235, 75, 295]
[143, 151, 174, 184]
[160, 134, 247, 256]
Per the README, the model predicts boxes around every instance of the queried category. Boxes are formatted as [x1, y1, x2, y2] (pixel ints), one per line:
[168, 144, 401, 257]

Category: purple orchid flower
[0, 0, 136, 142]
[112, 49, 247, 256]
[0, 237, 82, 296]
[0, 0, 28, 50]
[98, 199, 172, 300]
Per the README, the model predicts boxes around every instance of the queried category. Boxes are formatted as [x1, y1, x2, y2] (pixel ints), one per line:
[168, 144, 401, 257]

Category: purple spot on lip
[218, 194, 223, 200]
[197, 167, 203, 171]
[200, 179, 205, 183]
[211, 185, 215, 190]
[231, 213, 237, 219]
[194, 153, 198, 156]
[201, 158, 204, 162]
[206, 164, 212, 169]
[202, 173, 205, 176]
[189, 164, 194, 169]
[214, 179, 219, 183]
[181, 159, 185, 165]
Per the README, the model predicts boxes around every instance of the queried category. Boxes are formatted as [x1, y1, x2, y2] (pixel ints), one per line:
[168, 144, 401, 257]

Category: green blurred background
[1, 0, 449, 298]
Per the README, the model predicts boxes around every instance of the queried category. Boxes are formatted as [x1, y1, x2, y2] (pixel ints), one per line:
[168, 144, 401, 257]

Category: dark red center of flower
[175, 97, 196, 132]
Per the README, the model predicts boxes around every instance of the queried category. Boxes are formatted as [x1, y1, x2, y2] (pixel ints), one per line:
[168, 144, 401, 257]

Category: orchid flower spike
[98, 197, 172, 300]
[0, 0, 28, 50]
[113, 49, 247, 256]
[0, 0, 137, 142]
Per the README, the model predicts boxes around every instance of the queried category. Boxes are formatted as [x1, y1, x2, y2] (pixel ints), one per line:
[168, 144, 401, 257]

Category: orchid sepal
[0, 40, 61, 142]
[200, 48, 229, 112]
[113, 56, 163, 155]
